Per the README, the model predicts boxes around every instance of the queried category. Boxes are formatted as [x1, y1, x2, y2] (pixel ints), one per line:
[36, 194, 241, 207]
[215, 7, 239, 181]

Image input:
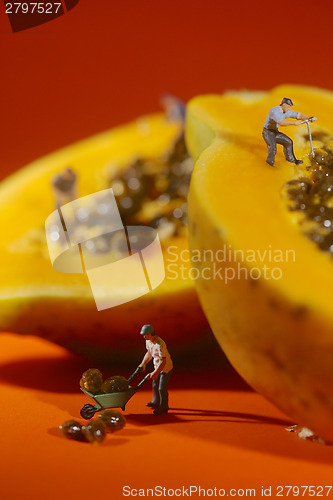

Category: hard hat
[140, 324, 155, 336]
[280, 97, 294, 106]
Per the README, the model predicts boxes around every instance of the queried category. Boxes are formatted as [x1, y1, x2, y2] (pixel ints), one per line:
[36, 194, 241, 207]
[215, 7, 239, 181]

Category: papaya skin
[186, 85, 333, 440]
[0, 114, 210, 360]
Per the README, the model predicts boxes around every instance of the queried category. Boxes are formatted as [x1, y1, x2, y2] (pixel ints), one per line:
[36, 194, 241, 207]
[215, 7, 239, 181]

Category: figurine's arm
[297, 113, 311, 121]
[139, 351, 153, 371]
[149, 358, 166, 380]
[279, 118, 301, 126]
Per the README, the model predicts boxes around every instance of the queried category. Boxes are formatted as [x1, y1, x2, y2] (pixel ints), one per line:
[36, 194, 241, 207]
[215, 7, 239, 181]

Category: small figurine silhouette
[262, 98, 311, 166]
[52, 167, 78, 208]
[160, 93, 186, 124]
[138, 324, 173, 415]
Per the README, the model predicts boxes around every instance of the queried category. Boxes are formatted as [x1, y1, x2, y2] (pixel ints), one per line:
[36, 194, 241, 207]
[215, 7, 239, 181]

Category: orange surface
[1, 332, 333, 500]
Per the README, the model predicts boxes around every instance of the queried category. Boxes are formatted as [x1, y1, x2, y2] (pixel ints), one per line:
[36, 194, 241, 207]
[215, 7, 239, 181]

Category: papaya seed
[285, 139, 333, 256]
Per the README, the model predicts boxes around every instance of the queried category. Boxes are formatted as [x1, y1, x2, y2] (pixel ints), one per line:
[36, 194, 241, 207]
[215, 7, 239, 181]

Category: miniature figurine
[52, 167, 78, 208]
[262, 98, 311, 166]
[138, 324, 173, 415]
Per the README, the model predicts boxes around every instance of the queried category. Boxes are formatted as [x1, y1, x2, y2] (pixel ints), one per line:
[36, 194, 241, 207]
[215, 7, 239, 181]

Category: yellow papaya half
[186, 85, 333, 440]
[0, 114, 209, 360]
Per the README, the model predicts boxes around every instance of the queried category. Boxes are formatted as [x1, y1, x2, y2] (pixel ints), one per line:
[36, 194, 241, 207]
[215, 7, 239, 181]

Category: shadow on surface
[126, 408, 333, 464]
[0, 346, 250, 393]
[0, 354, 91, 392]
[48, 426, 130, 447]
[126, 409, 291, 427]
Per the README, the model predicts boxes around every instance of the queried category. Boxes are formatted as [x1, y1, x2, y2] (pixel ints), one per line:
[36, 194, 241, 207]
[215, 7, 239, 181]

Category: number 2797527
[5, 3, 62, 14]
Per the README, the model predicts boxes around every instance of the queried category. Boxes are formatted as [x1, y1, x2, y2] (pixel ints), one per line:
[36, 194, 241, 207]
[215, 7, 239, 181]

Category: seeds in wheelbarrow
[82, 419, 107, 444]
[98, 409, 126, 433]
[101, 375, 129, 393]
[59, 420, 86, 442]
[80, 368, 103, 394]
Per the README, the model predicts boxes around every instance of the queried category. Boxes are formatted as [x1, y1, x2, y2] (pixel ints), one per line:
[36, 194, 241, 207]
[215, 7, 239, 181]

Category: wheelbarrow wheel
[80, 404, 98, 420]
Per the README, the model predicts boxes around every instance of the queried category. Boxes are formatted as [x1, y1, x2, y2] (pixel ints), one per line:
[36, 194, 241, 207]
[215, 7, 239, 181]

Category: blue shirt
[264, 106, 299, 130]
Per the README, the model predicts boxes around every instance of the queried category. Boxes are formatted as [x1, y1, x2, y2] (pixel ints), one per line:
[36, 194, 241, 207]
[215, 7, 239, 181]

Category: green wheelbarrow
[80, 366, 149, 419]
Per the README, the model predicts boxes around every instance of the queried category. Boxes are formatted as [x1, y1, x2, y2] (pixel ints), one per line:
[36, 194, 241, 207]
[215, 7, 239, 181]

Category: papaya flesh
[0, 114, 209, 360]
[186, 85, 333, 440]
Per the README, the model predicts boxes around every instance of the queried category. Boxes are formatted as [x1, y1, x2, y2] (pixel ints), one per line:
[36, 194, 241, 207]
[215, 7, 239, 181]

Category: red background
[1, 1, 333, 498]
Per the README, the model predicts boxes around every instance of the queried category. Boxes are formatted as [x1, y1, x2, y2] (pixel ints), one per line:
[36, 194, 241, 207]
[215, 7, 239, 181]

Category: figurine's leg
[154, 371, 171, 414]
[146, 379, 160, 408]
[262, 129, 277, 166]
[275, 132, 297, 162]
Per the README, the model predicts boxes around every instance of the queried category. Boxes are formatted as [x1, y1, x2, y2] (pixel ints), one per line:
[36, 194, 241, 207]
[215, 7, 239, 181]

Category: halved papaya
[186, 85, 333, 440]
[0, 114, 209, 360]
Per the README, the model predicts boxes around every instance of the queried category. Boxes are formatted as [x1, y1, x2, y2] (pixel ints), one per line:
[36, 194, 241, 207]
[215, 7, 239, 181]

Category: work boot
[153, 406, 169, 415]
[286, 158, 303, 165]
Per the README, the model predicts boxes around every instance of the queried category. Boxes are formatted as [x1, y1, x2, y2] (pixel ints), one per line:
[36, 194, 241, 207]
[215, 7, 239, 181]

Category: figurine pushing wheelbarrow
[79, 324, 173, 418]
